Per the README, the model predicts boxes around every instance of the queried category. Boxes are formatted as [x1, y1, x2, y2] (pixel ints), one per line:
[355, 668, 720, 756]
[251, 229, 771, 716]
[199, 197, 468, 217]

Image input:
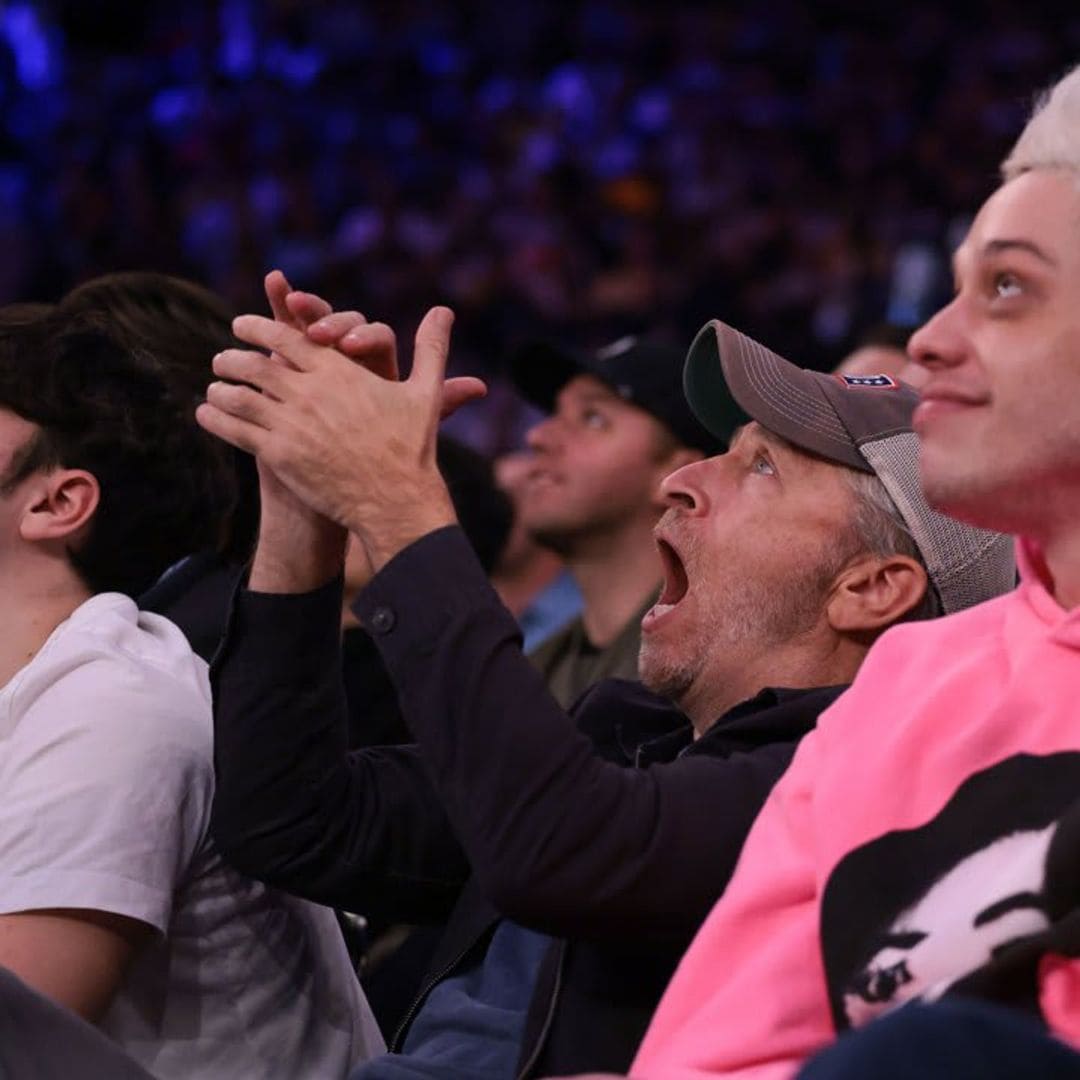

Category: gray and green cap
[683, 318, 1015, 615]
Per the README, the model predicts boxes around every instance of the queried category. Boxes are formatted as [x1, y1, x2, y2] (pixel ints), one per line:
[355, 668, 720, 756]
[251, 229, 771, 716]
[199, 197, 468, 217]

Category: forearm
[346, 469, 457, 576]
[209, 575, 468, 919]
[248, 501, 346, 593]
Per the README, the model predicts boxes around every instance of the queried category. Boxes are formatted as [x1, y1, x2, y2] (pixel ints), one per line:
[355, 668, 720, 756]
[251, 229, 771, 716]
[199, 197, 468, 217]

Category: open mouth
[654, 537, 690, 611]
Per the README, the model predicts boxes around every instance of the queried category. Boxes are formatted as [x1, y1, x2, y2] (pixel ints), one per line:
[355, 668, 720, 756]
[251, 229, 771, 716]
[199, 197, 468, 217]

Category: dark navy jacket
[210, 526, 846, 1075]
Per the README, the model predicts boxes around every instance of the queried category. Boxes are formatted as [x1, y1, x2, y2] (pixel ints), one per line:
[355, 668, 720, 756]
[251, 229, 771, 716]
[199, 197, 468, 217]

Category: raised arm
[203, 274, 472, 922]
[198, 301, 821, 944]
[208, 573, 469, 923]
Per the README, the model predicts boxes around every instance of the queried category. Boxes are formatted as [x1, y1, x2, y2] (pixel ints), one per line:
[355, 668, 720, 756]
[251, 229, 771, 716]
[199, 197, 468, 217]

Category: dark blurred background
[0, 0, 1076, 449]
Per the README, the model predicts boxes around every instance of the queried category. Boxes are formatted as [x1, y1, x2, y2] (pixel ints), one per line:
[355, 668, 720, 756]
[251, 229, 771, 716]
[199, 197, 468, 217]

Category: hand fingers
[411, 306, 455, 394]
[285, 289, 334, 328]
[306, 311, 369, 346]
[264, 270, 294, 326]
[338, 321, 399, 381]
[205, 380, 280, 430]
[439, 376, 488, 419]
[232, 314, 334, 374]
[196, 401, 267, 456]
[212, 348, 292, 401]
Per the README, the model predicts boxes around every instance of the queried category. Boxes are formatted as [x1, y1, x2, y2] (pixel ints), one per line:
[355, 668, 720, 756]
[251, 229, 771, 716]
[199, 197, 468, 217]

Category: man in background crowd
[0, 303, 383, 1077]
[508, 337, 721, 705]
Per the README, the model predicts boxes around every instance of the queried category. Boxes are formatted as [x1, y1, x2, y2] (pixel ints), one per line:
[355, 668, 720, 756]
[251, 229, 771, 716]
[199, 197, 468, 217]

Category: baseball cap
[510, 335, 725, 456]
[683, 319, 1016, 615]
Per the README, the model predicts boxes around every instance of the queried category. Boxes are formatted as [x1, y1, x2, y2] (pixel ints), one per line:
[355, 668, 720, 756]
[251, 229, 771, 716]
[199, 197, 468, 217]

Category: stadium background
[0, 0, 1075, 448]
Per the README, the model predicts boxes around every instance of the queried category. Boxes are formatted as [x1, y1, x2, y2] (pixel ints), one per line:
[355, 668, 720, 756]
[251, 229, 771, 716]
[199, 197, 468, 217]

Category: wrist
[353, 486, 456, 575]
[249, 512, 347, 594]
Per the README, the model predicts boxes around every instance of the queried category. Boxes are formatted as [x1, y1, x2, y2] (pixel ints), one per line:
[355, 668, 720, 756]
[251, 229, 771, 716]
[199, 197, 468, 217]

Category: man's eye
[583, 409, 609, 430]
[752, 455, 775, 476]
[993, 272, 1023, 299]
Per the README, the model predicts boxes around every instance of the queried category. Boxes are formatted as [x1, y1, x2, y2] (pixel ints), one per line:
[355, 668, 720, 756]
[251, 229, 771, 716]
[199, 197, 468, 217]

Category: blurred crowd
[0, 0, 1077, 449]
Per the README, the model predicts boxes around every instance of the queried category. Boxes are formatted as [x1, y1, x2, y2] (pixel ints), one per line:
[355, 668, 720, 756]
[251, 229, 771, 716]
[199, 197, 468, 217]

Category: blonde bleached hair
[1002, 63, 1080, 181]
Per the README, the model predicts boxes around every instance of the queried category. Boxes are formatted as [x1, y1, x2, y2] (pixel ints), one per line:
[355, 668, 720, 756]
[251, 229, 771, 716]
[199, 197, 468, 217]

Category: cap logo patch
[835, 373, 899, 389]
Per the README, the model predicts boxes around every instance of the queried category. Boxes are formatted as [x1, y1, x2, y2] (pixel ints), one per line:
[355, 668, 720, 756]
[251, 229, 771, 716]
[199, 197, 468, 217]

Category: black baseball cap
[510, 335, 725, 456]
[683, 318, 1016, 614]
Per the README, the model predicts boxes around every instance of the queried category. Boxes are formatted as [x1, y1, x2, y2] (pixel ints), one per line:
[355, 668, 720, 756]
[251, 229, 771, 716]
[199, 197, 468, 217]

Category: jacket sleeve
[355, 527, 797, 945]
[208, 573, 469, 924]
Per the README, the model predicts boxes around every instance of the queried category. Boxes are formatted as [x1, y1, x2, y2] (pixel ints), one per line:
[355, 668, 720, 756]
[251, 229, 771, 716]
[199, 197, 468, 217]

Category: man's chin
[639, 647, 694, 706]
[528, 522, 582, 557]
[920, 467, 1018, 535]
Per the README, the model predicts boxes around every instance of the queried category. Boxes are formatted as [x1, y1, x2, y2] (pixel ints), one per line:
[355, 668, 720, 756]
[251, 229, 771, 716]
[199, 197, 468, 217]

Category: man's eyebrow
[731, 422, 794, 458]
[981, 238, 1058, 267]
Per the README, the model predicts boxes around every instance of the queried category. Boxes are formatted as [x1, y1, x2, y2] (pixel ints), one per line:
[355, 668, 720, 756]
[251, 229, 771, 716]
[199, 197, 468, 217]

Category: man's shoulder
[7, 593, 211, 752]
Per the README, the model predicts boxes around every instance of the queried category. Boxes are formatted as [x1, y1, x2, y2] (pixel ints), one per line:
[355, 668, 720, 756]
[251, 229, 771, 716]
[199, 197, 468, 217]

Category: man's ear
[826, 553, 929, 634]
[19, 469, 99, 544]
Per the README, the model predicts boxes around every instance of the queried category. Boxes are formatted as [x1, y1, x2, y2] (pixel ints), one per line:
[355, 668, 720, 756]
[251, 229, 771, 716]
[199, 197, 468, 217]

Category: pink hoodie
[632, 540, 1080, 1079]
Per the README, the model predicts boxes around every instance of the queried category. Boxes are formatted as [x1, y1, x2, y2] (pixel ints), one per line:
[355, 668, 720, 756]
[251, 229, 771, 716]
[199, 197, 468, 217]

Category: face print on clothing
[821, 752, 1080, 1032]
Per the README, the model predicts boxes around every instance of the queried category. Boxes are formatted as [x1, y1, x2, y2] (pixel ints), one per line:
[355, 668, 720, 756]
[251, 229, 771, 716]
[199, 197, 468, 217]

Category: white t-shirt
[0, 593, 385, 1078]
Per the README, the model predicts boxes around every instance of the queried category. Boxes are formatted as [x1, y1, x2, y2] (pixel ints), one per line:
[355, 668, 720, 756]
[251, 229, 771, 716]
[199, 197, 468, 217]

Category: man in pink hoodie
[586, 59, 1080, 1080]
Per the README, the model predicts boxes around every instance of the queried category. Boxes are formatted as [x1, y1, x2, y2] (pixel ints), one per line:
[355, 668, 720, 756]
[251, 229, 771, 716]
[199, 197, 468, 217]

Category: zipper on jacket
[389, 939, 481, 1051]
[514, 939, 566, 1080]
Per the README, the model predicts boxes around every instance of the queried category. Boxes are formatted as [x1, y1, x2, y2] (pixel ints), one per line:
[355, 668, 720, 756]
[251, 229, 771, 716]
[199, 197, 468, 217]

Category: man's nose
[659, 456, 712, 516]
[908, 296, 969, 375]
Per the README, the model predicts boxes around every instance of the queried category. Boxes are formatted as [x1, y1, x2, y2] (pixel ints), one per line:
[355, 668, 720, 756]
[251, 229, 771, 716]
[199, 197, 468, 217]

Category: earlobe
[19, 470, 100, 543]
[827, 555, 928, 634]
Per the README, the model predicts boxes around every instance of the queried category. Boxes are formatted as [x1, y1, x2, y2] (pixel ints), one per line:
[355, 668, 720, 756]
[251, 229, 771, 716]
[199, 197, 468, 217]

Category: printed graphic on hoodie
[820, 752, 1080, 1032]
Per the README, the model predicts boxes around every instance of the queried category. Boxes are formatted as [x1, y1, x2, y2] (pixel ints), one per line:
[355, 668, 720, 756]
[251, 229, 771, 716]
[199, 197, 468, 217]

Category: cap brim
[684, 320, 867, 471]
[507, 342, 584, 412]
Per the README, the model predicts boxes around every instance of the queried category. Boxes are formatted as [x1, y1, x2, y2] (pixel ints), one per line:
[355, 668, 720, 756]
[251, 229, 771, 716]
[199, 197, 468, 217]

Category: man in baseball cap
[508, 335, 723, 707]
[194, 259, 1018, 1076]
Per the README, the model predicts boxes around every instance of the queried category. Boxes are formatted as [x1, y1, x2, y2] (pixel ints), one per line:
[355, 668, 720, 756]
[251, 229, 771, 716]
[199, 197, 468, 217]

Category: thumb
[411, 306, 454, 394]
[439, 376, 488, 419]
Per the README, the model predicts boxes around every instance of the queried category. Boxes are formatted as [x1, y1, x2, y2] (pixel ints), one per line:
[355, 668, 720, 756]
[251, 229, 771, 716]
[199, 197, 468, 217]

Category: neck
[1034, 519, 1080, 611]
[492, 546, 566, 619]
[682, 630, 868, 739]
[565, 517, 661, 648]
[0, 560, 91, 689]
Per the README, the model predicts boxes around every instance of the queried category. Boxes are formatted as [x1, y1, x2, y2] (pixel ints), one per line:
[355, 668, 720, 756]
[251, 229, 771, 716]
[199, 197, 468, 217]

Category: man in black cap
[195, 285, 1012, 1076]
[509, 336, 721, 706]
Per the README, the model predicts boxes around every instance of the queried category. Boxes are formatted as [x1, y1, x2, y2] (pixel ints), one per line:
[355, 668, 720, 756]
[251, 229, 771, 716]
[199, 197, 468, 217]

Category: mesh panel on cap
[860, 433, 1016, 614]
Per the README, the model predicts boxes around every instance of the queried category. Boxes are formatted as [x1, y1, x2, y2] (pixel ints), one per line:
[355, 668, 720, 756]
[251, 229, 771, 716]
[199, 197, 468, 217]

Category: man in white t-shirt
[0, 308, 384, 1076]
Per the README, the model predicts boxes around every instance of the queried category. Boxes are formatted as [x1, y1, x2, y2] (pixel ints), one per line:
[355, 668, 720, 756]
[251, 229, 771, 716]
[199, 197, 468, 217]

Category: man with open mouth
[195, 290, 1013, 1078]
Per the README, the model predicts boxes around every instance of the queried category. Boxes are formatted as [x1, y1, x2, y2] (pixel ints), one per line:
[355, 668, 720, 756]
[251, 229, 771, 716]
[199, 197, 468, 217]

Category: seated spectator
[197, 284, 1011, 1075]
[0, 308, 383, 1077]
[602, 62, 1080, 1080]
[508, 336, 721, 706]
